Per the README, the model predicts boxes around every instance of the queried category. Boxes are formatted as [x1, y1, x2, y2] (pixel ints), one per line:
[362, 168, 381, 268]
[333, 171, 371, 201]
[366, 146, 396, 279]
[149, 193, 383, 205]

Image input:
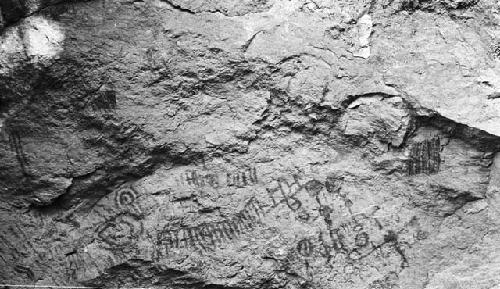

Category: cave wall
[1, 0, 500, 288]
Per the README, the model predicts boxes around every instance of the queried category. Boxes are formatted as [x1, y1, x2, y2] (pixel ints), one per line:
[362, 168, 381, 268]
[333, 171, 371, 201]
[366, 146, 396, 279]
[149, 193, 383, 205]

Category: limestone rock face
[1, 0, 500, 288]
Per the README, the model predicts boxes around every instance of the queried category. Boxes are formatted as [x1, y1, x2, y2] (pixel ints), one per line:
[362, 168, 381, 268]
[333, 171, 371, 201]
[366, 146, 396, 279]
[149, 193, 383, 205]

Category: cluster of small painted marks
[150, 166, 260, 219]
[154, 197, 264, 258]
[294, 214, 399, 261]
[264, 174, 348, 226]
[278, 175, 410, 285]
[407, 137, 441, 175]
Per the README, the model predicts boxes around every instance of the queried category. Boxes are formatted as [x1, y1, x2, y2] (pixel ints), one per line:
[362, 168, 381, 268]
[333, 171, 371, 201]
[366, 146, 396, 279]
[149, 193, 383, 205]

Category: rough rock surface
[1, 0, 500, 288]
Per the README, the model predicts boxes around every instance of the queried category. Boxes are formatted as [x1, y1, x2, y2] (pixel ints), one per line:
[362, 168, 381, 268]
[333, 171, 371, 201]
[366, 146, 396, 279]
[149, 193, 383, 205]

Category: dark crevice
[64, 249, 77, 256]
[160, 0, 196, 15]
[442, 191, 483, 217]
[395, 0, 480, 14]
[0, 0, 30, 28]
[414, 109, 500, 152]
[241, 30, 265, 52]
[31, 168, 99, 211]
[84, 261, 188, 288]
[340, 92, 399, 109]
[84, 260, 254, 289]
[159, 0, 271, 17]
[29, 142, 206, 218]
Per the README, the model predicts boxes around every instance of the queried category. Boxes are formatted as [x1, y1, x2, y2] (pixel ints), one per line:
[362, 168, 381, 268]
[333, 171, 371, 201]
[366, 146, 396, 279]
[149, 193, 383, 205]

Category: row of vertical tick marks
[407, 137, 441, 176]
[266, 175, 341, 215]
[155, 197, 264, 255]
[7, 131, 30, 175]
[96, 186, 144, 246]
[84, 89, 116, 110]
[174, 167, 258, 189]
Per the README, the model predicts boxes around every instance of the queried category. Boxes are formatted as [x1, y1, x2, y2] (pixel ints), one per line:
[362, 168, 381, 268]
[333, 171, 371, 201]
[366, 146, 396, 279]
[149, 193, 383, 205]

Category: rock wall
[1, 0, 500, 288]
